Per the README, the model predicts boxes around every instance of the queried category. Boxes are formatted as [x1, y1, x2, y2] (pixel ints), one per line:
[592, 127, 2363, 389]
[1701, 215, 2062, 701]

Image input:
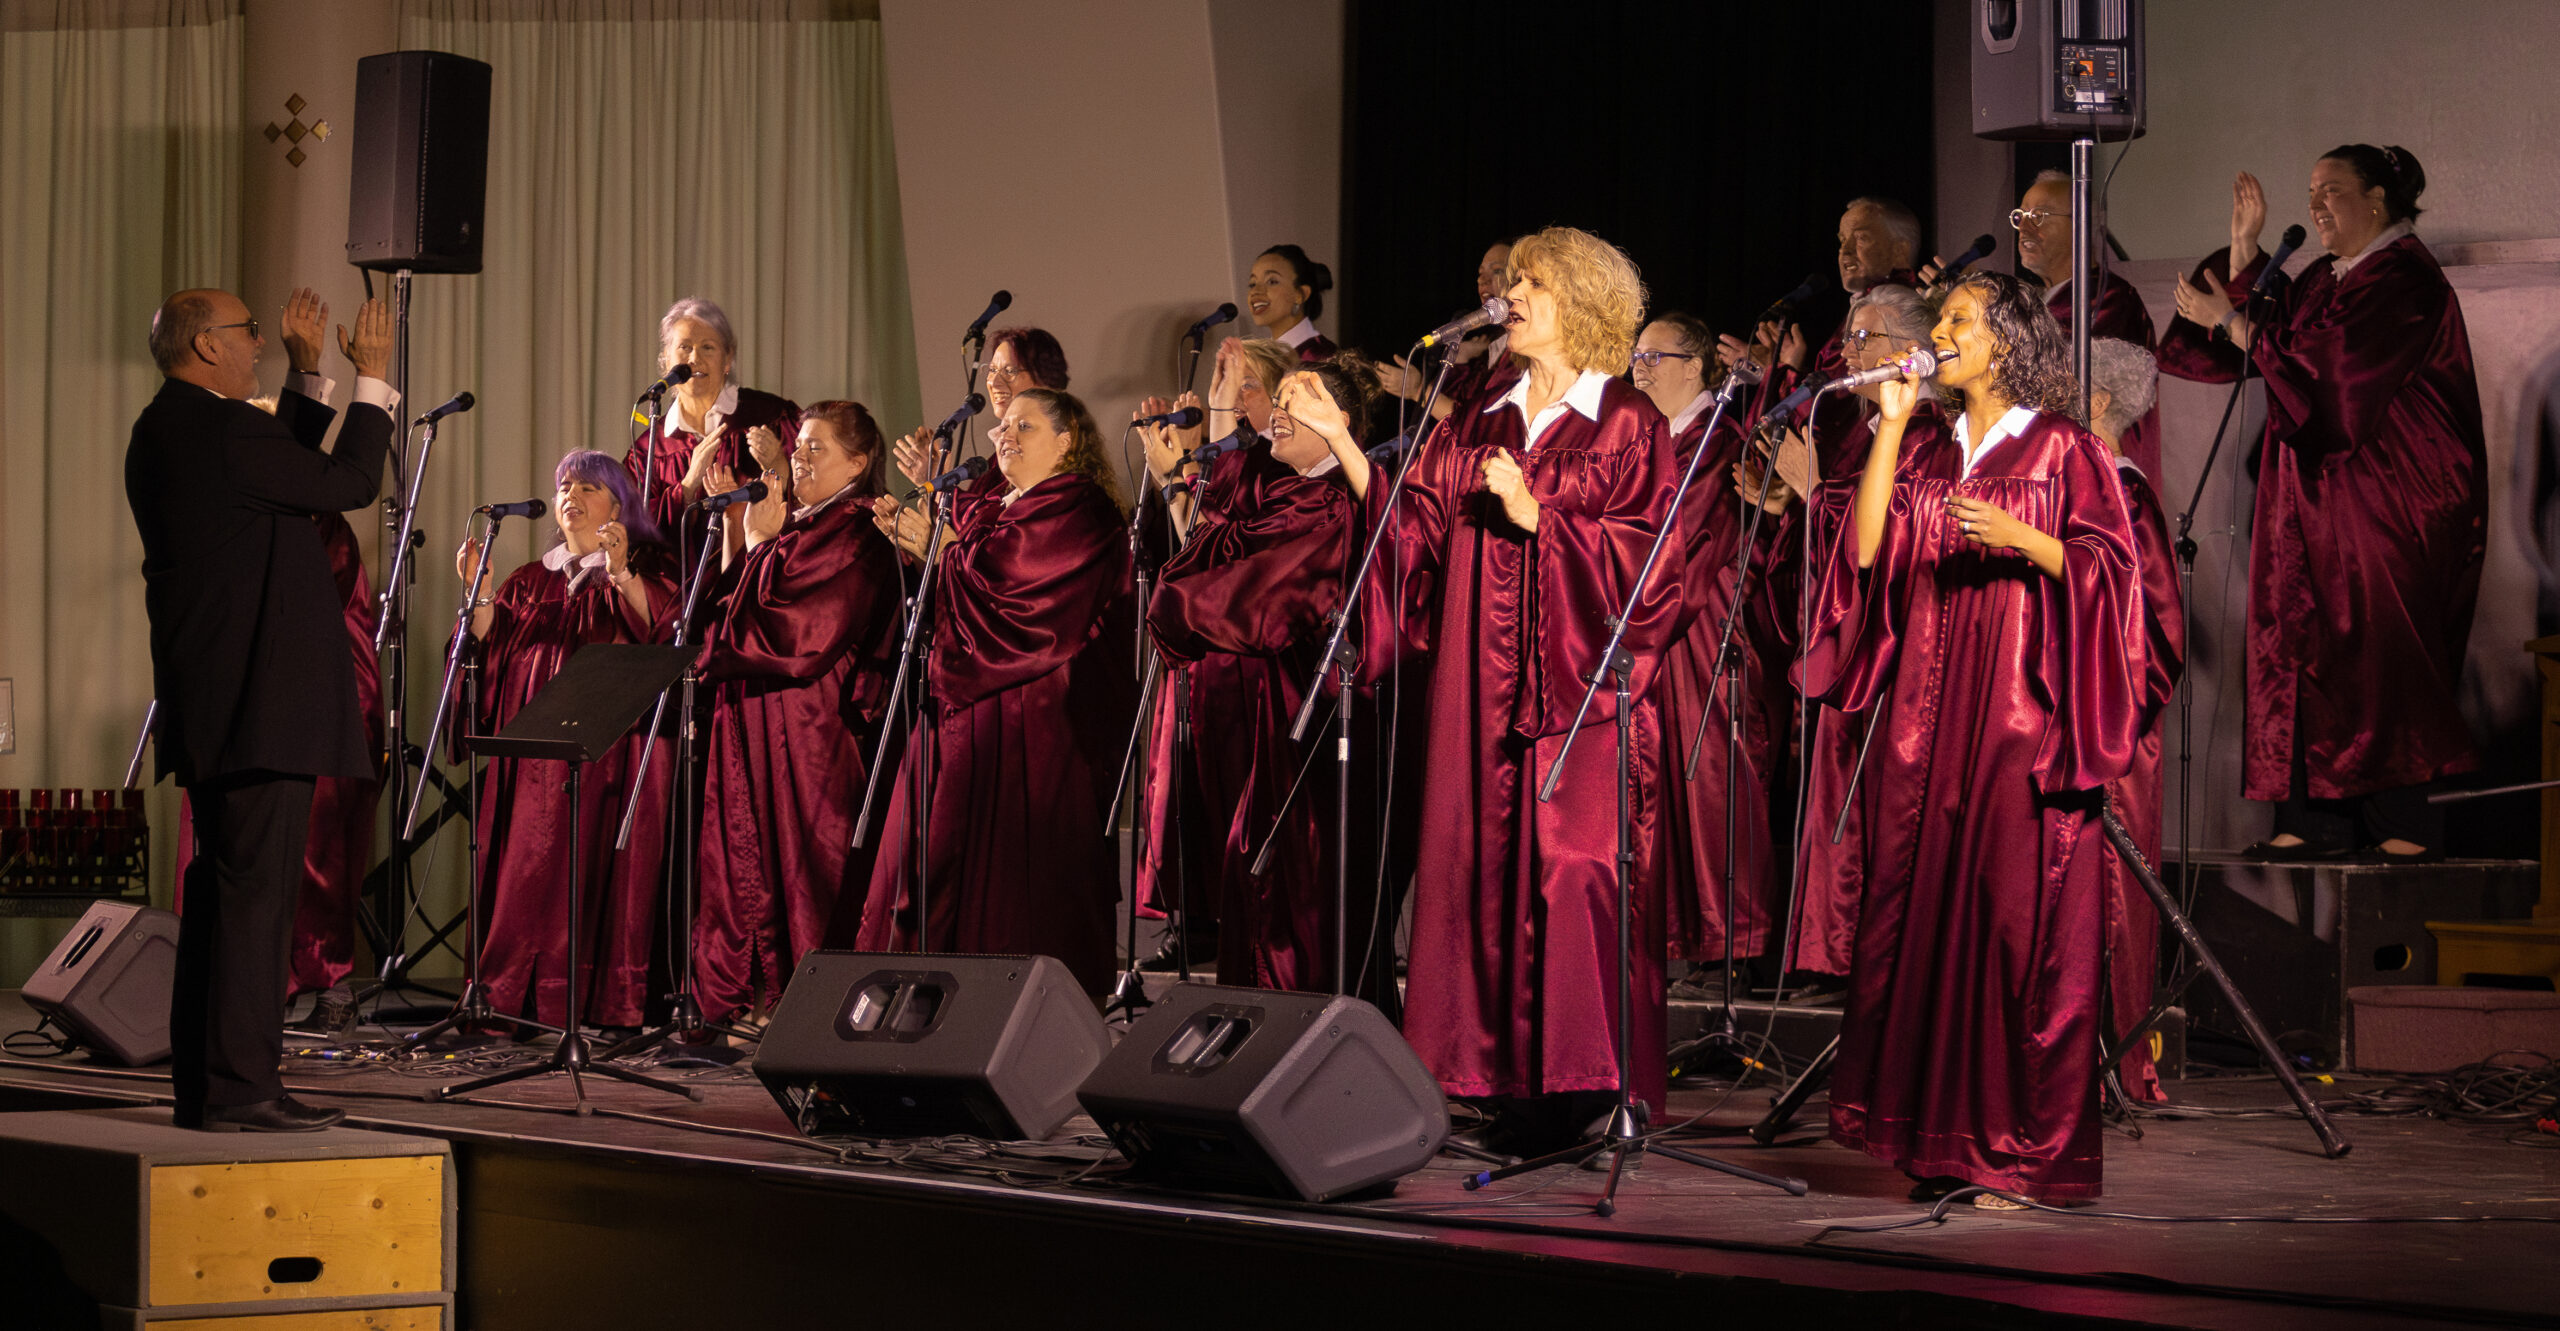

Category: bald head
[151, 290, 230, 373]
[153, 288, 263, 399]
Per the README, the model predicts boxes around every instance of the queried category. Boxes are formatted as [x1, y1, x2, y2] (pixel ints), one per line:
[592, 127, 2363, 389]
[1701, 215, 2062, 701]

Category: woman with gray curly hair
[1807, 270, 2146, 1206]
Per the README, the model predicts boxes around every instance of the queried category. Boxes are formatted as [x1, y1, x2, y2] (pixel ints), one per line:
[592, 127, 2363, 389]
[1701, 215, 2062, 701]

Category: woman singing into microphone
[623, 298, 801, 572]
[1318, 225, 1682, 1155]
[690, 403, 901, 1027]
[455, 452, 680, 1035]
[1808, 271, 2143, 1205]
[1245, 245, 1338, 363]
[859, 390, 1135, 995]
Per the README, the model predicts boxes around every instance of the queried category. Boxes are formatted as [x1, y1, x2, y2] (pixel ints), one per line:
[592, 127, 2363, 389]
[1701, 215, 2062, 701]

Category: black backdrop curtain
[1338, 1, 1936, 358]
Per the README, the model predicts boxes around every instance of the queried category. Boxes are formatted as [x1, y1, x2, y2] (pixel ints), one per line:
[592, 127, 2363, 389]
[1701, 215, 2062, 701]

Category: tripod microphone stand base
[404, 979, 564, 1050]
[435, 1026, 702, 1108]
[1103, 966, 1154, 1020]
[1463, 1101, 1810, 1216]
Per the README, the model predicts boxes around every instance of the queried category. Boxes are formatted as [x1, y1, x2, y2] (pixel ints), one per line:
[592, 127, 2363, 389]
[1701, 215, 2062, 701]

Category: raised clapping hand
[681, 436, 724, 498]
[2228, 170, 2269, 270]
[1478, 447, 1538, 533]
[339, 296, 393, 381]
[741, 479, 787, 548]
[2173, 266, 2251, 348]
[1734, 454, 1792, 515]
[891, 427, 937, 489]
[281, 288, 327, 374]
[1134, 394, 1190, 483]
[745, 423, 787, 476]
[1207, 337, 1242, 419]
[870, 494, 940, 562]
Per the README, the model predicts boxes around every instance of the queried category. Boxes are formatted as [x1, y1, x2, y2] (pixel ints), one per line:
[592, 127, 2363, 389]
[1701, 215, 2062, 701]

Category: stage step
[2165, 855, 2539, 1071]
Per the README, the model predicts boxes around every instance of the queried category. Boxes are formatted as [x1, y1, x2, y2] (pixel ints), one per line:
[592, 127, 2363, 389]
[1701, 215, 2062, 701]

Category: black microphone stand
[1102, 425, 1198, 1003]
[1463, 370, 1804, 1213]
[852, 480, 956, 967]
[599, 492, 763, 1063]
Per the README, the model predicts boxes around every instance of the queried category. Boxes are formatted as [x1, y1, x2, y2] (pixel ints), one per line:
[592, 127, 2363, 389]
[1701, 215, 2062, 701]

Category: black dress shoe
[180, 1096, 347, 1133]
[2240, 839, 2352, 863]
[2364, 843, 2447, 865]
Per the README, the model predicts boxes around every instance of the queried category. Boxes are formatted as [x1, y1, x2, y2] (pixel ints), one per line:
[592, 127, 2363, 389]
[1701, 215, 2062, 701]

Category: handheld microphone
[917, 455, 988, 496]
[1820, 348, 1954, 394]
[696, 479, 769, 513]
[1939, 233, 1999, 281]
[1419, 297, 1510, 349]
[414, 391, 475, 427]
[962, 290, 1012, 344]
[932, 392, 988, 439]
[1187, 303, 1238, 337]
[1135, 406, 1204, 430]
[1756, 275, 1820, 324]
[475, 498, 544, 520]
[2251, 224, 2309, 298]
[637, 363, 695, 401]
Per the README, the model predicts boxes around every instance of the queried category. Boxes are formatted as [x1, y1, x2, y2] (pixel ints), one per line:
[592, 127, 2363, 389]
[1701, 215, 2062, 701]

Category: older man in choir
[2001, 170, 2162, 476]
[1722, 196, 1923, 447]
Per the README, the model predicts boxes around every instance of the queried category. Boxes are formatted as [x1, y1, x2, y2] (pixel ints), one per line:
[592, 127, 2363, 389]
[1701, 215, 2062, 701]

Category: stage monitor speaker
[1076, 983, 1448, 1202]
[752, 951, 1111, 1141]
[22, 901, 178, 1066]
[1971, 0, 2145, 142]
[346, 50, 492, 274]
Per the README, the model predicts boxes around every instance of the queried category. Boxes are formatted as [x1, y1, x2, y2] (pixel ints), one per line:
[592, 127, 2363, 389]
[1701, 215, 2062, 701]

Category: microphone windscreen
[667, 364, 694, 385]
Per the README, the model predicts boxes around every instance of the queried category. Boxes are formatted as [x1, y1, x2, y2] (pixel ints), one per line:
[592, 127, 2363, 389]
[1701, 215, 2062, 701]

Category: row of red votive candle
[0, 789, 150, 893]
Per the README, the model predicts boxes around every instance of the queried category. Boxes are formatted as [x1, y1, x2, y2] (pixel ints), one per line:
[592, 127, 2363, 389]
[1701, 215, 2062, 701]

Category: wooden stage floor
[1, 988, 2555, 1330]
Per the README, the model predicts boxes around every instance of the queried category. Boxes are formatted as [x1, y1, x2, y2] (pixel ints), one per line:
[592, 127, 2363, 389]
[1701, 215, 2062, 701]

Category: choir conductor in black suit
[126, 286, 395, 1132]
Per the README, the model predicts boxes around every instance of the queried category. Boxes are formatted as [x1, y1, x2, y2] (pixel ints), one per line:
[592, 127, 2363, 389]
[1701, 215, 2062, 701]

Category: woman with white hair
[622, 296, 802, 574]
[2084, 336, 2183, 1103]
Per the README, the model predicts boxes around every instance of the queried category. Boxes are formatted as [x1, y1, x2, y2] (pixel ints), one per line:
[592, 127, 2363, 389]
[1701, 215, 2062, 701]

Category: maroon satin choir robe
[2157, 237, 2485, 800]
[1146, 451, 1359, 992]
[857, 472, 1135, 996]
[2103, 459, 2184, 1102]
[1358, 376, 1684, 1114]
[1777, 405, 1950, 977]
[1655, 403, 1779, 962]
[1293, 332, 1339, 364]
[1800, 411, 2144, 1201]
[621, 385, 801, 577]
[172, 513, 384, 997]
[466, 550, 680, 1028]
[692, 494, 902, 1021]
[2047, 272, 2162, 478]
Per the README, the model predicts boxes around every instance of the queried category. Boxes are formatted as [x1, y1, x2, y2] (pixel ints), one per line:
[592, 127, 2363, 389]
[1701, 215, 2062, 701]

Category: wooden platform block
[2428, 917, 2560, 987]
[0, 1107, 454, 1319]
[99, 1295, 452, 1329]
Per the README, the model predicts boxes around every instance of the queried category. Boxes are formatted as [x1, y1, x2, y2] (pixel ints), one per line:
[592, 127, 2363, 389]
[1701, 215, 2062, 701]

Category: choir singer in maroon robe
[860, 390, 1134, 995]
[2163, 146, 2484, 861]
[1810, 272, 2143, 1205]
[690, 402, 900, 1025]
[2087, 338, 2183, 1102]
[1320, 225, 1681, 1155]
[623, 297, 801, 573]
[456, 452, 679, 1032]
[2007, 171, 2160, 478]
[1246, 245, 1338, 362]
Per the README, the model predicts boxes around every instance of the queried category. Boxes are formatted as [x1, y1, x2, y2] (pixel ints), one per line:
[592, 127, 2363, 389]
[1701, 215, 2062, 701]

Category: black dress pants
[173, 770, 314, 1109]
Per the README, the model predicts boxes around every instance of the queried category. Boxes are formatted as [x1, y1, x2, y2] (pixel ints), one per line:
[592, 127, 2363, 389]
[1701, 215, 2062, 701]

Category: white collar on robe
[1485, 368, 1612, 451]
[791, 480, 856, 524]
[1951, 403, 2041, 478]
[668, 380, 741, 436]
[1665, 387, 1714, 438]
[542, 541, 610, 593]
[2335, 219, 2416, 275]
[1304, 453, 1341, 479]
[1276, 318, 1321, 350]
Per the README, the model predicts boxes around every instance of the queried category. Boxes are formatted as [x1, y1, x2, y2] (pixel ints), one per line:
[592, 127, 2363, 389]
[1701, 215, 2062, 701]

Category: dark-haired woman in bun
[1811, 271, 2144, 1205]
[1247, 244, 1337, 363]
[2162, 144, 2485, 863]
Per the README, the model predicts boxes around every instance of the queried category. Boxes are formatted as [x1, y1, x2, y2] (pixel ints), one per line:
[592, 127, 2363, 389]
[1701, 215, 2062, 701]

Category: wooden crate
[99, 1295, 453, 1329]
[0, 1107, 453, 1319]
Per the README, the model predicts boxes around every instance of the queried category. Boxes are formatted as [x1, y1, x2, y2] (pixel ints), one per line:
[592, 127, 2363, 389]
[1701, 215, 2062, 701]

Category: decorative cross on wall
[261, 92, 331, 168]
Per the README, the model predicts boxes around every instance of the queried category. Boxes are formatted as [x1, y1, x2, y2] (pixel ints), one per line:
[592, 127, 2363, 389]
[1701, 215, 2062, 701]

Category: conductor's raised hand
[281, 288, 327, 374]
[338, 297, 392, 381]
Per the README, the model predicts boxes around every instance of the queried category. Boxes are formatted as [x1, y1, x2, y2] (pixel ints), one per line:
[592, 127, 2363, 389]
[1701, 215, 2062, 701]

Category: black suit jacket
[125, 378, 393, 785]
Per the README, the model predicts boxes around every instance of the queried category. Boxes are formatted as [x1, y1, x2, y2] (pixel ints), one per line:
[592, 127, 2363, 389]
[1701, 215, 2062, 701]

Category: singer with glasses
[689, 403, 902, 1029]
[1634, 313, 1778, 994]
[1245, 244, 1338, 362]
[1734, 283, 1949, 991]
[453, 452, 680, 1038]
[1807, 271, 2143, 1207]
[2160, 145, 2484, 865]
[861, 390, 1136, 996]
[892, 326, 1068, 496]
[1317, 225, 1683, 1157]
[623, 297, 802, 573]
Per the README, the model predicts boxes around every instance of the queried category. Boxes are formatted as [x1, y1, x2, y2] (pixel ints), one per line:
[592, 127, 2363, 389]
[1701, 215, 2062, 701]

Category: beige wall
[877, 0, 1340, 474]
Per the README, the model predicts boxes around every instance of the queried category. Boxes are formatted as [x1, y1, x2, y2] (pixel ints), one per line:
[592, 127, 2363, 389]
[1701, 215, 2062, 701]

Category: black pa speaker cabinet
[23, 901, 179, 1066]
[752, 952, 1112, 1141]
[346, 50, 492, 274]
[1077, 983, 1448, 1202]
[1971, 0, 2145, 142]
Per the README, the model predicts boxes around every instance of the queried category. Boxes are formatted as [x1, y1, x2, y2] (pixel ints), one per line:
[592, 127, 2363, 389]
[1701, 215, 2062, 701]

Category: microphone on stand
[931, 392, 989, 439]
[2251, 224, 2309, 299]
[962, 290, 1012, 345]
[1187, 303, 1238, 337]
[475, 498, 544, 520]
[915, 455, 988, 498]
[1188, 422, 1261, 468]
[695, 479, 769, 513]
[1755, 275, 1821, 325]
[1419, 296, 1511, 349]
[1135, 406, 1204, 430]
[414, 391, 475, 427]
[636, 363, 695, 401]
[1937, 233, 2000, 282]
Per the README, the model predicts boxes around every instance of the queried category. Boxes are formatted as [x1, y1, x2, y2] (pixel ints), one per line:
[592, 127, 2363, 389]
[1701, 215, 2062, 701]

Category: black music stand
[436, 643, 703, 1108]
